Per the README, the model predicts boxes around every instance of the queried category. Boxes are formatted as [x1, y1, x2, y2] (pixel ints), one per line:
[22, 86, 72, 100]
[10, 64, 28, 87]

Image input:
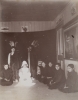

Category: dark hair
[67, 64, 74, 68]
[56, 63, 61, 66]
[11, 46, 15, 49]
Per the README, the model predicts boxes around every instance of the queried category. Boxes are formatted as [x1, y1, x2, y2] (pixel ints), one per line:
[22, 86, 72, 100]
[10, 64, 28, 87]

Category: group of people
[36, 61, 78, 93]
[0, 60, 33, 86]
[0, 43, 34, 85]
[0, 42, 78, 93]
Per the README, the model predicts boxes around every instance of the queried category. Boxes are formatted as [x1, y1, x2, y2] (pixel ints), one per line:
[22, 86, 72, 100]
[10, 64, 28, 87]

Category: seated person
[19, 61, 32, 83]
[37, 65, 41, 81]
[0, 64, 13, 86]
[40, 62, 47, 84]
[59, 64, 78, 93]
[48, 63, 65, 89]
[46, 62, 55, 84]
[36, 60, 43, 81]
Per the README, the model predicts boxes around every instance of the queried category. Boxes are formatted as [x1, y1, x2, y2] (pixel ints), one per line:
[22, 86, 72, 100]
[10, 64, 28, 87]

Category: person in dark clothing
[48, 63, 66, 89]
[37, 66, 41, 81]
[40, 62, 47, 84]
[0, 64, 13, 86]
[47, 62, 55, 77]
[59, 64, 78, 93]
[8, 46, 21, 82]
[46, 62, 55, 85]
[36, 61, 42, 81]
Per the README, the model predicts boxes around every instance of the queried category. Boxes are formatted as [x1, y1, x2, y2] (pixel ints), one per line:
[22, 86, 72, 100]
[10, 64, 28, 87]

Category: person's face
[49, 62, 52, 67]
[38, 61, 42, 66]
[4, 65, 8, 70]
[55, 65, 60, 70]
[11, 48, 15, 52]
[67, 66, 73, 72]
[9, 41, 14, 47]
[42, 62, 46, 68]
[23, 64, 28, 68]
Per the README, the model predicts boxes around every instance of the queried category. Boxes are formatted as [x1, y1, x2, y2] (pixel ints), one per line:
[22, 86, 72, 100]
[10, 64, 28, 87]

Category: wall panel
[0, 21, 55, 32]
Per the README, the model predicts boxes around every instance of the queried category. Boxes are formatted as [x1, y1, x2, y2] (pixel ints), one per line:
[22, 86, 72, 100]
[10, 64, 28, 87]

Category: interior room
[0, 0, 78, 100]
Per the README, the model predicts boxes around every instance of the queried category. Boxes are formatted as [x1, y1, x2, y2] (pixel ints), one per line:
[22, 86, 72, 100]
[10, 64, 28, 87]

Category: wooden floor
[0, 80, 78, 100]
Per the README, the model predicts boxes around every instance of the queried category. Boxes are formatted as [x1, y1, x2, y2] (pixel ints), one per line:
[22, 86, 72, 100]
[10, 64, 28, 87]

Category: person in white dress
[19, 61, 32, 83]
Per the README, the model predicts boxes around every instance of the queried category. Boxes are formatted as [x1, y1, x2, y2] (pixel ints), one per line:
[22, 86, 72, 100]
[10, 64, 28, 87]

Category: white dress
[15, 67, 35, 87]
[19, 67, 32, 82]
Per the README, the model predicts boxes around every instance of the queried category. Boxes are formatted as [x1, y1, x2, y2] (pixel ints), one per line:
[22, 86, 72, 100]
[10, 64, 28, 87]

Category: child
[48, 63, 65, 89]
[59, 64, 78, 93]
[0, 64, 13, 86]
[19, 61, 32, 83]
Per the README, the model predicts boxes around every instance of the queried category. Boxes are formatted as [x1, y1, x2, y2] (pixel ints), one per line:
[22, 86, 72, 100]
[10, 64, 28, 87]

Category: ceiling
[1, 1, 69, 21]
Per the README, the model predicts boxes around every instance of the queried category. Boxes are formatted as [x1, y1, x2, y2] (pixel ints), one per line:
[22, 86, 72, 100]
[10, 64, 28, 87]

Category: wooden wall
[0, 21, 55, 32]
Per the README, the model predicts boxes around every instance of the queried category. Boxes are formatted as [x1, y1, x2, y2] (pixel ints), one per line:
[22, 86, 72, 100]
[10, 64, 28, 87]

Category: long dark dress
[48, 68, 66, 89]
[59, 70, 78, 93]
[47, 67, 55, 77]
[0, 68, 13, 86]
[46, 66, 55, 84]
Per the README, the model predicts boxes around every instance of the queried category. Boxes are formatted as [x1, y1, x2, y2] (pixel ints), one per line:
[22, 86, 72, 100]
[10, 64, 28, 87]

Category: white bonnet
[22, 61, 28, 67]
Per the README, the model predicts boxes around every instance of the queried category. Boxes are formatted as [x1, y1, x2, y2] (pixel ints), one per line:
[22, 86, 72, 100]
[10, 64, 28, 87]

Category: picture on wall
[64, 25, 78, 60]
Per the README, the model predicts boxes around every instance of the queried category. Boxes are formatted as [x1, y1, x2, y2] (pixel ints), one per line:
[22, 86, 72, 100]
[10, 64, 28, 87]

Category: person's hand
[41, 76, 44, 78]
[50, 80, 53, 84]
[53, 82, 56, 84]
[0, 77, 2, 79]
[4, 78, 9, 81]
[64, 84, 68, 88]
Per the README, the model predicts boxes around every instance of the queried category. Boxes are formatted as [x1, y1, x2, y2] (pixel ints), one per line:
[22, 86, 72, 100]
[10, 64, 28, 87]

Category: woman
[59, 64, 78, 93]
[48, 63, 65, 89]
[19, 61, 32, 82]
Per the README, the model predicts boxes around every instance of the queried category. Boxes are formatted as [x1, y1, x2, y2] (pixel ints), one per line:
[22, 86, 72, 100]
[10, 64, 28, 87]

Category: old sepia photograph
[0, 0, 78, 100]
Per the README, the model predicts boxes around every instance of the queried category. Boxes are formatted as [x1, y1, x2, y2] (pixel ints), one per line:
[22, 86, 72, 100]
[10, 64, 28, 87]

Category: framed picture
[64, 23, 78, 60]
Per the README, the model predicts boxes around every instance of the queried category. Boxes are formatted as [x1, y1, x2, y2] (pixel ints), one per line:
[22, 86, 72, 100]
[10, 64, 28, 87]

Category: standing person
[59, 64, 78, 93]
[30, 40, 39, 80]
[0, 64, 13, 86]
[8, 46, 20, 82]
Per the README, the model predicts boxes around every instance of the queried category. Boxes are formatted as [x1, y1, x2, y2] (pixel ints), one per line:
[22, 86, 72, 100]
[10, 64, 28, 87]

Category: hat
[67, 64, 74, 68]
[22, 61, 28, 67]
